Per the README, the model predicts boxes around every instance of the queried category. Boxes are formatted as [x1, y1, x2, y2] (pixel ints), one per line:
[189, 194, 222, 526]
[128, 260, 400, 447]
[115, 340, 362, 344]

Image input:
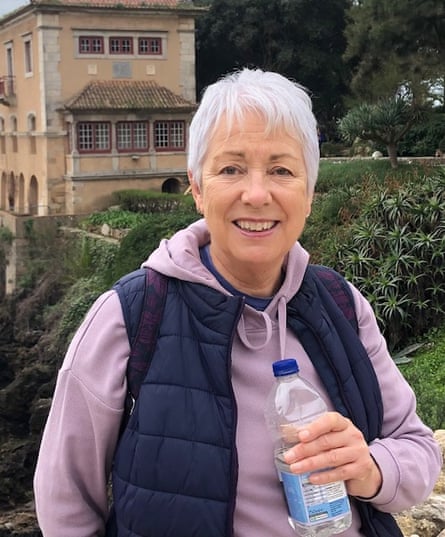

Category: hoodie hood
[144, 218, 310, 358]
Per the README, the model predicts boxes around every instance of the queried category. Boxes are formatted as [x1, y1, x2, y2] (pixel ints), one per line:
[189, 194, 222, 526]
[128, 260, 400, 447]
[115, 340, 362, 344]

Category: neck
[211, 257, 284, 298]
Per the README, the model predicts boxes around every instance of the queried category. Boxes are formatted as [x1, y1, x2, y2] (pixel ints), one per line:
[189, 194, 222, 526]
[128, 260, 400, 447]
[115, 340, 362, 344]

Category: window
[28, 113, 37, 154]
[154, 121, 185, 151]
[77, 122, 111, 153]
[109, 37, 133, 55]
[79, 36, 104, 54]
[116, 121, 148, 152]
[0, 117, 5, 154]
[24, 38, 32, 74]
[138, 37, 162, 55]
[5, 44, 14, 94]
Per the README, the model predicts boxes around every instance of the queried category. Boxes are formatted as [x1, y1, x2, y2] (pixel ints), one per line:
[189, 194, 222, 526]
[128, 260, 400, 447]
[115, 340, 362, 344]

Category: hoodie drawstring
[236, 296, 288, 359]
[277, 296, 287, 360]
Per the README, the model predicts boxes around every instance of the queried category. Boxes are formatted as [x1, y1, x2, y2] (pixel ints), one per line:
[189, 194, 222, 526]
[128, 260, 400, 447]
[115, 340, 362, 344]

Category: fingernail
[298, 429, 310, 441]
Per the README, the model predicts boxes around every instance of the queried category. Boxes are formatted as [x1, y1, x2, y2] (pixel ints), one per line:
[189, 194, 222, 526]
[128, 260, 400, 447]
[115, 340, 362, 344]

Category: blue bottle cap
[272, 358, 299, 377]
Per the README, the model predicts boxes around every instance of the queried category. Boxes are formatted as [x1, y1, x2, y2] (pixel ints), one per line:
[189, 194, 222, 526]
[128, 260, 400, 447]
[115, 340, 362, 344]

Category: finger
[288, 443, 369, 476]
[297, 412, 352, 443]
[284, 425, 365, 464]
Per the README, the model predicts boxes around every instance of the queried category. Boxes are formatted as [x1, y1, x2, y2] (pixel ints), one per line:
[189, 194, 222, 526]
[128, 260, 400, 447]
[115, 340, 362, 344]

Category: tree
[344, 0, 445, 103]
[337, 97, 421, 168]
[195, 0, 352, 132]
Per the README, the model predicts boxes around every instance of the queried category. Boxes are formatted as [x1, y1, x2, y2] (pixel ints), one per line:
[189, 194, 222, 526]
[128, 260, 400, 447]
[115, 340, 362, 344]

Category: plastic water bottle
[264, 358, 352, 537]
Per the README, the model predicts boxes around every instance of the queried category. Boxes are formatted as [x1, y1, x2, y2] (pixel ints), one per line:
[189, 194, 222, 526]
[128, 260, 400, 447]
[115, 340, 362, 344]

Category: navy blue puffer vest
[107, 269, 402, 537]
[108, 278, 244, 537]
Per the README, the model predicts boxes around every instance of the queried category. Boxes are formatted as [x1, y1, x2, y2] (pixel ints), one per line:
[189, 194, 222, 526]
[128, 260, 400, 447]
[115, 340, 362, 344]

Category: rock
[101, 222, 111, 236]
[394, 430, 445, 537]
[372, 150, 383, 159]
[434, 430, 445, 494]
[0, 503, 41, 536]
[29, 398, 52, 434]
[396, 494, 445, 537]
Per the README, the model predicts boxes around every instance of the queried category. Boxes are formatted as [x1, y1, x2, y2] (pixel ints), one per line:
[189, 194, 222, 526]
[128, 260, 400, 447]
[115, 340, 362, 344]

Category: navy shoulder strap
[113, 267, 168, 404]
[310, 264, 358, 332]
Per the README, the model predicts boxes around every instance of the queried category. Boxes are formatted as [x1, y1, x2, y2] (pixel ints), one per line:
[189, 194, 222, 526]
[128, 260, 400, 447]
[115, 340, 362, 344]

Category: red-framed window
[79, 36, 104, 54]
[109, 37, 133, 55]
[138, 37, 162, 55]
[116, 121, 149, 152]
[77, 122, 111, 153]
[154, 120, 185, 151]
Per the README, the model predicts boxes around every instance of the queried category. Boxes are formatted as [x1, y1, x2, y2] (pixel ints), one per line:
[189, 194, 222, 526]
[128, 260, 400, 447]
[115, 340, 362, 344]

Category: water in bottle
[264, 358, 351, 537]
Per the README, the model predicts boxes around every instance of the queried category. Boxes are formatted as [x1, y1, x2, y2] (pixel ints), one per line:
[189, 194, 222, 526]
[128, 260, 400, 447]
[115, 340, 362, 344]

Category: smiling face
[190, 112, 312, 297]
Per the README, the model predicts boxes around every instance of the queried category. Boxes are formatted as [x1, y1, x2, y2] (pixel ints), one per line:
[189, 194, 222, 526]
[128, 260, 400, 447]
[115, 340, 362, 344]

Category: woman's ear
[188, 170, 203, 214]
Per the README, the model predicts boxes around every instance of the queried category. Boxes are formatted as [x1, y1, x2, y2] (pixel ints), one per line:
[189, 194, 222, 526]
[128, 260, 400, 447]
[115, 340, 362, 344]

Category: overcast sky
[0, 0, 29, 17]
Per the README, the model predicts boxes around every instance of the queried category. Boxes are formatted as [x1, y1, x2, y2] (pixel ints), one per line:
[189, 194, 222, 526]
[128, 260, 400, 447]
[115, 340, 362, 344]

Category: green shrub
[304, 162, 445, 351]
[320, 142, 349, 158]
[63, 234, 119, 287]
[81, 209, 149, 231]
[49, 276, 107, 355]
[398, 111, 445, 156]
[333, 170, 445, 351]
[111, 189, 195, 214]
[399, 327, 445, 430]
[110, 204, 200, 281]
[316, 159, 431, 193]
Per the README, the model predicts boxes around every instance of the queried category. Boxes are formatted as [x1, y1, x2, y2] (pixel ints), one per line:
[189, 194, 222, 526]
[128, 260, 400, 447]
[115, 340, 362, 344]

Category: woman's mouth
[235, 220, 277, 232]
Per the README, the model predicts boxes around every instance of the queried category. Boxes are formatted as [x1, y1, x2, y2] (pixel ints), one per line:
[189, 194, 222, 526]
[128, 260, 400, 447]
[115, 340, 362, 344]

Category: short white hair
[187, 68, 319, 195]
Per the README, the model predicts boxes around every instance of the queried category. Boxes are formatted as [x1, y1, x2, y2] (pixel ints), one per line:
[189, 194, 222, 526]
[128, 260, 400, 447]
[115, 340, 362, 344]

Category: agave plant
[335, 168, 445, 351]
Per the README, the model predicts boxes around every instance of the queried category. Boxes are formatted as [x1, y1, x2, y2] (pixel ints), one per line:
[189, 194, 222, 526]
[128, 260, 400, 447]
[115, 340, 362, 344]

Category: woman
[34, 68, 441, 537]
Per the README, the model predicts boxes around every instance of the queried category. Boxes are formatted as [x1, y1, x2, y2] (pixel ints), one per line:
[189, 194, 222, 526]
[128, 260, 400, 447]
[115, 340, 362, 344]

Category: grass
[317, 158, 437, 192]
[398, 326, 445, 430]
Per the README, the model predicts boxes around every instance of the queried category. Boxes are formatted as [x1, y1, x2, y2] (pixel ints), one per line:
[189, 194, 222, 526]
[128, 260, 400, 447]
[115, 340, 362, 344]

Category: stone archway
[8, 172, 15, 211]
[18, 174, 25, 214]
[0, 172, 7, 210]
[161, 177, 181, 194]
[29, 175, 38, 215]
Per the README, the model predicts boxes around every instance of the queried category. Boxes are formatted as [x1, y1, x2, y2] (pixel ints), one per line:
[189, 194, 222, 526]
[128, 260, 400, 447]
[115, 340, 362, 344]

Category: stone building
[0, 0, 201, 216]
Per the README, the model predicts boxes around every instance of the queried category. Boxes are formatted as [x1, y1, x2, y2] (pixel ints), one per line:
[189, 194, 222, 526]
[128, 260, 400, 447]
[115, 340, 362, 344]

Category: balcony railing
[0, 76, 15, 105]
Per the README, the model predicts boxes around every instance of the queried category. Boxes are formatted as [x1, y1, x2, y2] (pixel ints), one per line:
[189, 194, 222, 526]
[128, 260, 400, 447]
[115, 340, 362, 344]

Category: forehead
[209, 111, 299, 149]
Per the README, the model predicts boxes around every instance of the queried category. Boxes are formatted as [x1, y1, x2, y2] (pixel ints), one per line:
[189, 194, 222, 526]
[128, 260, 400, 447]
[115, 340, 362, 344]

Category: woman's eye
[271, 167, 292, 176]
[220, 166, 240, 175]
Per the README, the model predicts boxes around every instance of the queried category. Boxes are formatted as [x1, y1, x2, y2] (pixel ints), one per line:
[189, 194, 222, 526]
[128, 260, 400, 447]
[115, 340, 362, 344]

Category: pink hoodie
[34, 219, 442, 537]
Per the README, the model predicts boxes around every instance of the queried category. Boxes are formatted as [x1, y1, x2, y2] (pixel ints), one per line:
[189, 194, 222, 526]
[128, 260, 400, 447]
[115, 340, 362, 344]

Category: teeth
[236, 220, 275, 231]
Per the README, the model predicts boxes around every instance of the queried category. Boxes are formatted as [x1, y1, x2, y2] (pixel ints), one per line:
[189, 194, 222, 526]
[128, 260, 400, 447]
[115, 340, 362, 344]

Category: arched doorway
[28, 113, 37, 154]
[0, 172, 7, 209]
[8, 172, 15, 211]
[162, 177, 181, 194]
[29, 175, 38, 215]
[18, 173, 25, 214]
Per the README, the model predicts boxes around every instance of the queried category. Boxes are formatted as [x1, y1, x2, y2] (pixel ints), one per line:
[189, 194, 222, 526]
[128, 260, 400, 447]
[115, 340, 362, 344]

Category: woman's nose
[240, 171, 272, 206]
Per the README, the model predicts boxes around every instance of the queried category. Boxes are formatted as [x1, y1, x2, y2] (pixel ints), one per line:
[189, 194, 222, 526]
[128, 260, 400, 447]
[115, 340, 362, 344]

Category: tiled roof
[30, 0, 190, 8]
[64, 80, 195, 112]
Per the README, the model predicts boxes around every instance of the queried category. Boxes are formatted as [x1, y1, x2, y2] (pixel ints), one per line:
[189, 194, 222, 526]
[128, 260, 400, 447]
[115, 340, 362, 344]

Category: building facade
[0, 0, 201, 216]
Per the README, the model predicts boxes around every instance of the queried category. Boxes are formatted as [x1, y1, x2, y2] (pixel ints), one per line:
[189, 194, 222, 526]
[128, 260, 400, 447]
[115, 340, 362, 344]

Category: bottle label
[280, 469, 350, 525]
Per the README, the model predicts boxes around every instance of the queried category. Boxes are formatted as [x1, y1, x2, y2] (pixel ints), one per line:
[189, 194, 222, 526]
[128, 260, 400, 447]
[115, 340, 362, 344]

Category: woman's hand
[282, 411, 382, 499]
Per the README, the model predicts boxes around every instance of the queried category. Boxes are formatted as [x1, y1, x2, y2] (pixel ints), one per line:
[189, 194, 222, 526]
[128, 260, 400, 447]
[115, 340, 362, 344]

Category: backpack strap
[113, 267, 168, 424]
[310, 264, 358, 333]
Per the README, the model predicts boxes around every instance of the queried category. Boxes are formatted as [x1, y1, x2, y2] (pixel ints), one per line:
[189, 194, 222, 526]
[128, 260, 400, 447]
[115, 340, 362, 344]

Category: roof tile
[31, 0, 188, 8]
[64, 80, 195, 112]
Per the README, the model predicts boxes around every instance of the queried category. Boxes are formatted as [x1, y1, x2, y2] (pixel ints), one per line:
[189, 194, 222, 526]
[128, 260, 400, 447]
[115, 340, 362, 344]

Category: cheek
[200, 183, 226, 214]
